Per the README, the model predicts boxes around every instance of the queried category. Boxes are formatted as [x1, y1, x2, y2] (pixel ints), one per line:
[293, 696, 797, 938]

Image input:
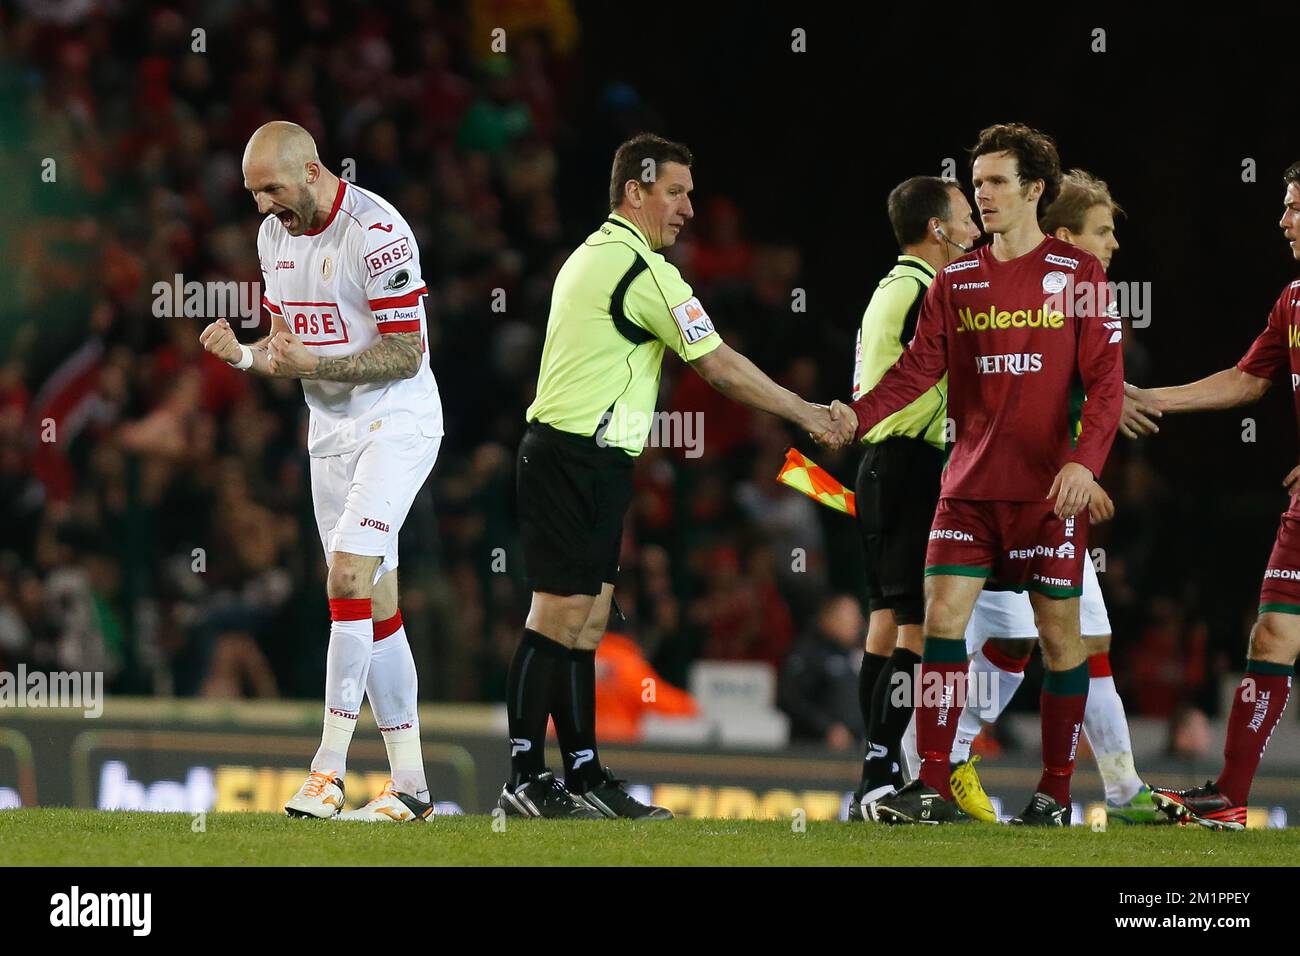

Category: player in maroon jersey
[1123, 162, 1300, 830]
[841, 124, 1125, 824]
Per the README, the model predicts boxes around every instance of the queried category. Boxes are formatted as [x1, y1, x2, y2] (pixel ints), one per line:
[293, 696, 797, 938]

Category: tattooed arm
[304, 332, 423, 383]
[267, 330, 423, 382]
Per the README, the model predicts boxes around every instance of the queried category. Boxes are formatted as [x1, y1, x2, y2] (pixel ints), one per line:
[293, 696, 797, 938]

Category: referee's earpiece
[935, 224, 971, 254]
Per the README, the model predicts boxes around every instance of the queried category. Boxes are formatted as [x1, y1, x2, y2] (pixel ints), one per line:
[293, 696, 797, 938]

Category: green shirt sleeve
[853, 266, 948, 451]
[623, 255, 724, 361]
[854, 275, 924, 397]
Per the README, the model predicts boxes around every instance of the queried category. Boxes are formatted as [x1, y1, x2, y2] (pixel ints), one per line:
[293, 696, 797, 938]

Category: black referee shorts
[517, 421, 635, 597]
[855, 436, 944, 626]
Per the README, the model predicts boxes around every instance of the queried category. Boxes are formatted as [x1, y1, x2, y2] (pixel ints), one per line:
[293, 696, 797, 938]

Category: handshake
[804, 399, 858, 451]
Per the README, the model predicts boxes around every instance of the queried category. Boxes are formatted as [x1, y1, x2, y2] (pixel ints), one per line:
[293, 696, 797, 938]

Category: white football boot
[284, 770, 345, 819]
[336, 780, 434, 822]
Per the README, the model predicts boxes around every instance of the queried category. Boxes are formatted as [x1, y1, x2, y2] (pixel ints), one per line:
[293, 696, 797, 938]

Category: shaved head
[242, 121, 335, 236]
[244, 121, 319, 175]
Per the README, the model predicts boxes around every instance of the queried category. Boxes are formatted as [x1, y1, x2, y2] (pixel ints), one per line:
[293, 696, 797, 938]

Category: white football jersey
[257, 181, 443, 457]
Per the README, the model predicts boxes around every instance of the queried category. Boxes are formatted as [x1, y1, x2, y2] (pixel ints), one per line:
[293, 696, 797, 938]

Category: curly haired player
[848, 124, 1124, 826]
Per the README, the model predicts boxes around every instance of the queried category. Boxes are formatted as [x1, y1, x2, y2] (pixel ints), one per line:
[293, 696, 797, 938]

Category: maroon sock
[1037, 662, 1089, 806]
[917, 637, 970, 799]
[1216, 663, 1293, 805]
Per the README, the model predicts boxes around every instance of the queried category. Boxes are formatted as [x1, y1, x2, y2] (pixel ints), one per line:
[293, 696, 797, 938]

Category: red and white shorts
[924, 497, 1089, 598]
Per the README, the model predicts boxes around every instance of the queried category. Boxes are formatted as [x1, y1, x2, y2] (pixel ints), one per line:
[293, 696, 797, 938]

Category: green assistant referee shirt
[852, 254, 947, 451]
[526, 212, 723, 455]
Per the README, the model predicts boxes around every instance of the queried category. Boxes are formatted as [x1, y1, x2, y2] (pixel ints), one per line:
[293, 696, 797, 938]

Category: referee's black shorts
[517, 421, 634, 597]
[854, 436, 944, 626]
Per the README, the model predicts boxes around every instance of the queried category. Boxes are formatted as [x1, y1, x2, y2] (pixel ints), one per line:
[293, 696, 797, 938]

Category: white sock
[949, 649, 1025, 762]
[950, 708, 984, 764]
[900, 713, 920, 782]
[1083, 669, 1143, 805]
[312, 609, 375, 778]
[367, 621, 428, 799]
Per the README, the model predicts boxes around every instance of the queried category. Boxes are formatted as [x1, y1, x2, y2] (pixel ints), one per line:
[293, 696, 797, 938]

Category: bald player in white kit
[200, 121, 443, 822]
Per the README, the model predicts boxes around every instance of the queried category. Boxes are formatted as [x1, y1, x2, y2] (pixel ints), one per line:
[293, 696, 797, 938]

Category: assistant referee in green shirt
[847, 176, 981, 819]
[499, 133, 853, 819]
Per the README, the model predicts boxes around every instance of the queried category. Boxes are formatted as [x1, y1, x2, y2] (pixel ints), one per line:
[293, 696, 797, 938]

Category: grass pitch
[1, 809, 1297, 866]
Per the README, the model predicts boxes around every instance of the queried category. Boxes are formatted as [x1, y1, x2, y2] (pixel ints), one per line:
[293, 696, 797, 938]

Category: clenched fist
[198, 319, 243, 364]
[267, 330, 319, 378]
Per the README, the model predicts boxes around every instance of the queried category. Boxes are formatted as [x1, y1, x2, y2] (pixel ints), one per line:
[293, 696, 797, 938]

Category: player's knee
[1032, 607, 1077, 648]
[1250, 615, 1300, 662]
[1035, 626, 1074, 656]
[922, 599, 966, 638]
[327, 556, 376, 600]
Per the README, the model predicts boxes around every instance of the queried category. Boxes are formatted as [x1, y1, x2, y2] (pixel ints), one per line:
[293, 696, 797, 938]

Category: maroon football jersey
[851, 236, 1124, 501]
[1237, 278, 1300, 426]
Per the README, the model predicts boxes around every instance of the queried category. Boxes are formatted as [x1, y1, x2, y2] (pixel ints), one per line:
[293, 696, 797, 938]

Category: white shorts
[964, 557, 1111, 655]
[310, 424, 441, 584]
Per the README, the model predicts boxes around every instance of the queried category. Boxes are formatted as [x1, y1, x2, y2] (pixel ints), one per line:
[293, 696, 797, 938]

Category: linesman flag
[775, 447, 856, 517]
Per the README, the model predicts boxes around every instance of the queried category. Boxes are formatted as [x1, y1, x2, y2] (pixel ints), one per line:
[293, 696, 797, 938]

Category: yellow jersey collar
[897, 254, 936, 279]
[606, 212, 652, 249]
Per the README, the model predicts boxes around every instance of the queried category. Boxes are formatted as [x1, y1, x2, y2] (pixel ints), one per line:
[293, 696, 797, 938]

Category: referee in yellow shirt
[500, 133, 855, 819]
[849, 176, 981, 820]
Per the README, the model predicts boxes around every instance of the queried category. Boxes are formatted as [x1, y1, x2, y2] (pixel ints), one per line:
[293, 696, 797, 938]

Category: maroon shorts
[1259, 508, 1300, 614]
[924, 497, 1089, 597]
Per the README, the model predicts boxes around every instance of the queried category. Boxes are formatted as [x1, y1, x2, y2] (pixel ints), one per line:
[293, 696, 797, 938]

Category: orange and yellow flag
[775, 447, 856, 517]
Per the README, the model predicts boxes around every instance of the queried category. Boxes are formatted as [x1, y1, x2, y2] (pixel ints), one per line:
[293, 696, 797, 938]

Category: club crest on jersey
[1042, 270, 1068, 294]
[321, 256, 334, 282]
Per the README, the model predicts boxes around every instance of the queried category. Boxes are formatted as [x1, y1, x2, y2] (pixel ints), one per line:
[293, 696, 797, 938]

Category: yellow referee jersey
[852, 254, 947, 451]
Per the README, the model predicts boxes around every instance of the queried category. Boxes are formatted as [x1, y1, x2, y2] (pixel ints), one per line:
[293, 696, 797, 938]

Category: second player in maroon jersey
[1126, 164, 1300, 828]
[841, 124, 1124, 827]
[853, 233, 1122, 504]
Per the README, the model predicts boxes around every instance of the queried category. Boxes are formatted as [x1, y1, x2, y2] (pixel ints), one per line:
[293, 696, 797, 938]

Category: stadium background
[2, 2, 1298, 816]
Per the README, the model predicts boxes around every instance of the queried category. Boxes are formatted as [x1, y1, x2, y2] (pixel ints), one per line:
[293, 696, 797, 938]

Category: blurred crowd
[0, 1, 1246, 751]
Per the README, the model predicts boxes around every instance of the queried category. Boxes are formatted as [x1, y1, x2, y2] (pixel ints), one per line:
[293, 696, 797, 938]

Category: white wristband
[229, 344, 254, 370]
